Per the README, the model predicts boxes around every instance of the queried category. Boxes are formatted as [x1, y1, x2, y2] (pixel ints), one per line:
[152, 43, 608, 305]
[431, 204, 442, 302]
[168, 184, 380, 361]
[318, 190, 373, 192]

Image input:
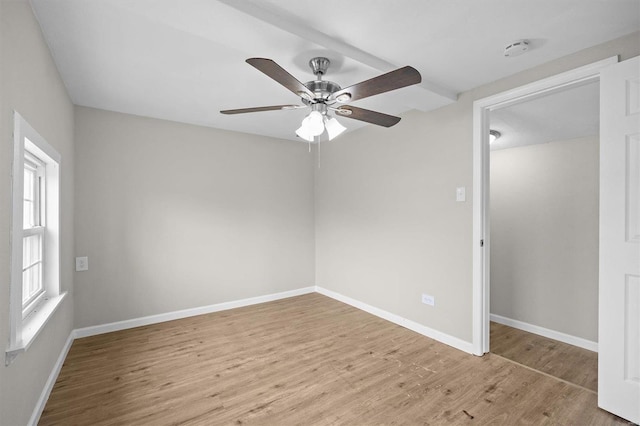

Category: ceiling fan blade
[246, 58, 315, 99]
[334, 106, 401, 127]
[330, 66, 421, 103]
[220, 105, 303, 115]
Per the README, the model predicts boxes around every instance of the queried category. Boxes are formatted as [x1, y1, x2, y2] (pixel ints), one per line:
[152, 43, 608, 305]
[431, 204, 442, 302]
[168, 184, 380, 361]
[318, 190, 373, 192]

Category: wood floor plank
[490, 321, 599, 392]
[40, 294, 628, 425]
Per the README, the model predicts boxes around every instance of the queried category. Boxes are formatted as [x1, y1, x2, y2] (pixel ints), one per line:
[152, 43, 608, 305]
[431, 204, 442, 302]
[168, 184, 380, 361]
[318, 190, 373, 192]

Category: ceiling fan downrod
[302, 57, 341, 104]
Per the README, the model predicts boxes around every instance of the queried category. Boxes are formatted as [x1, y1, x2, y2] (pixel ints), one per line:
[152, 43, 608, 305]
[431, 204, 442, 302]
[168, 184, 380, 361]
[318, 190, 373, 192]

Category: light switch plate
[456, 187, 466, 202]
[75, 256, 88, 271]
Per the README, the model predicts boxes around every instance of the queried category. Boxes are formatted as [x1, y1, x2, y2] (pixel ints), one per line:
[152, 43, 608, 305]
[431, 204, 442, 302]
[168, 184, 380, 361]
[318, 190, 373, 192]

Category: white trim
[6, 293, 67, 365]
[8, 112, 62, 365]
[473, 57, 619, 111]
[316, 286, 475, 355]
[472, 56, 619, 356]
[74, 287, 316, 338]
[10, 113, 26, 351]
[28, 331, 74, 426]
[490, 314, 598, 353]
[472, 94, 491, 356]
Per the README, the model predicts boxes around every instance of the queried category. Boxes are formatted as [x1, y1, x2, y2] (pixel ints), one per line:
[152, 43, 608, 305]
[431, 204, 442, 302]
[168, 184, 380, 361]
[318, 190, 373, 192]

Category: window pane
[24, 168, 34, 200]
[31, 233, 41, 263]
[28, 264, 37, 298]
[22, 237, 29, 269]
[22, 263, 42, 305]
[22, 234, 42, 268]
[23, 266, 33, 304]
[22, 268, 31, 303]
[22, 234, 43, 305]
[23, 235, 32, 268]
[23, 200, 34, 229]
[33, 262, 41, 296]
[23, 167, 35, 228]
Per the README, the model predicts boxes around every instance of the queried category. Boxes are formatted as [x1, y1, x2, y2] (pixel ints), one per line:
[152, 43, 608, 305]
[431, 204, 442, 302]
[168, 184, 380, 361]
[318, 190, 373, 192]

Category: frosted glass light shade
[296, 124, 314, 142]
[305, 111, 325, 136]
[324, 116, 346, 140]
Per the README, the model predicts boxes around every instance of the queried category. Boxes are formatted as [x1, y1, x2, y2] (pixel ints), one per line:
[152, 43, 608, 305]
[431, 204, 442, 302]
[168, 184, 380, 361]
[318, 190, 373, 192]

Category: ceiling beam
[216, 0, 458, 106]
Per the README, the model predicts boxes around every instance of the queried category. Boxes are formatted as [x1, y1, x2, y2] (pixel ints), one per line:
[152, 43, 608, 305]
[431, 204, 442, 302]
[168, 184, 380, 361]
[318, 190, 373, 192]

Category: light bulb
[324, 116, 346, 140]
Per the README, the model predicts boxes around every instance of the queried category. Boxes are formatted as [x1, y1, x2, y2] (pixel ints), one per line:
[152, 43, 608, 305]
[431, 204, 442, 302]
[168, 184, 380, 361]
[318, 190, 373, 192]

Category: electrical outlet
[75, 256, 88, 272]
[422, 293, 435, 306]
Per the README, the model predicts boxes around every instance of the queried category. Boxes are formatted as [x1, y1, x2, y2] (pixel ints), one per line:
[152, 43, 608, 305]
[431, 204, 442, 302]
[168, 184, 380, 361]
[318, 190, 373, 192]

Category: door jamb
[471, 56, 619, 356]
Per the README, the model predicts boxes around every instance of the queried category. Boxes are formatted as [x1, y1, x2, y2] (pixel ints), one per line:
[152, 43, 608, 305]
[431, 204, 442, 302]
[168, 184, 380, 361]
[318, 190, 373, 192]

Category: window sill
[5, 292, 67, 366]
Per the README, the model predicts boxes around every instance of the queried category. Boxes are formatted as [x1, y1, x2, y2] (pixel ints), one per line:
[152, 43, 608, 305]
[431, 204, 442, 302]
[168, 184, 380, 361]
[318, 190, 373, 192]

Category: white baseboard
[29, 331, 74, 426]
[490, 313, 598, 353]
[74, 286, 315, 339]
[315, 286, 475, 354]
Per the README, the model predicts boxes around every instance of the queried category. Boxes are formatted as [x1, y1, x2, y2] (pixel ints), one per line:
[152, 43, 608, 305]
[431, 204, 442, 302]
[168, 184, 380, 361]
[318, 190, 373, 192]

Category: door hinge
[480, 239, 484, 247]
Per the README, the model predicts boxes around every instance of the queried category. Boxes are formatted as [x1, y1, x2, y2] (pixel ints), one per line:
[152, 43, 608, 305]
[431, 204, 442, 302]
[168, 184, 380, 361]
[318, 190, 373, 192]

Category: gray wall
[490, 137, 599, 341]
[74, 107, 315, 328]
[315, 103, 473, 339]
[0, 2, 75, 425]
[315, 32, 639, 344]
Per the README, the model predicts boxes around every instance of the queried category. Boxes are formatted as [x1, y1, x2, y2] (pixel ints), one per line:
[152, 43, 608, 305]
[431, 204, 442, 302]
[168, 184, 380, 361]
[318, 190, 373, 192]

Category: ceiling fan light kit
[221, 56, 422, 142]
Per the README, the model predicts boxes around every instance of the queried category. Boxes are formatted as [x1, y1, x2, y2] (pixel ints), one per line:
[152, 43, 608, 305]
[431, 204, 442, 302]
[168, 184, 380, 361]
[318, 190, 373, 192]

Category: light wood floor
[41, 294, 629, 425]
[490, 321, 598, 392]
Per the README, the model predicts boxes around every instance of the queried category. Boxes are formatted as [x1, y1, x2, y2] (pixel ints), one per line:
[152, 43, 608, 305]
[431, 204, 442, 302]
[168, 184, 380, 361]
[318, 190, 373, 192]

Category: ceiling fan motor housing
[304, 80, 341, 102]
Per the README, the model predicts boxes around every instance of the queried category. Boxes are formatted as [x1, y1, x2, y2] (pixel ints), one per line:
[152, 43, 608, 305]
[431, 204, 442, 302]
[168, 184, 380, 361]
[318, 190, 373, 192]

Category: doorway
[472, 54, 640, 424]
[471, 56, 618, 355]
[487, 80, 599, 391]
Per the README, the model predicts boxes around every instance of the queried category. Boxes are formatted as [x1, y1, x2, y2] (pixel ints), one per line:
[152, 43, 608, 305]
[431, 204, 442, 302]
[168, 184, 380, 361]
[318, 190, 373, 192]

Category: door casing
[471, 56, 618, 356]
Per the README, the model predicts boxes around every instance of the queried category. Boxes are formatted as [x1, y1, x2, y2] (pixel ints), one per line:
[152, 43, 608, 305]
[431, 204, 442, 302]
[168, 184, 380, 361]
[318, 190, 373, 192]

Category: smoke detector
[504, 40, 529, 57]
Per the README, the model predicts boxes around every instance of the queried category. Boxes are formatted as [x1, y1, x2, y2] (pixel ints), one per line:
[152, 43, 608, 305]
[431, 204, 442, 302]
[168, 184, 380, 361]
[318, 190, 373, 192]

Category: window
[23, 152, 46, 314]
[6, 112, 66, 366]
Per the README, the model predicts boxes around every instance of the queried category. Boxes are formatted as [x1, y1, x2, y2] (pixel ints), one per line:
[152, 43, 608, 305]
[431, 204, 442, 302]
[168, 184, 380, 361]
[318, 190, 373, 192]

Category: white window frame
[7, 112, 66, 366]
[22, 153, 46, 315]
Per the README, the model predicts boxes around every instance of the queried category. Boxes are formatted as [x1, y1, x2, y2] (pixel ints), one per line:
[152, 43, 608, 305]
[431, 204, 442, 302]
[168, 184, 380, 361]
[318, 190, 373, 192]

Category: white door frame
[471, 56, 619, 356]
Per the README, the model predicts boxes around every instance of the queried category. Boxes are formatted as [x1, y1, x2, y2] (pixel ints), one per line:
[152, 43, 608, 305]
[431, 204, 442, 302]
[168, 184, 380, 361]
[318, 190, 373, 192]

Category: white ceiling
[490, 80, 600, 151]
[30, 0, 639, 142]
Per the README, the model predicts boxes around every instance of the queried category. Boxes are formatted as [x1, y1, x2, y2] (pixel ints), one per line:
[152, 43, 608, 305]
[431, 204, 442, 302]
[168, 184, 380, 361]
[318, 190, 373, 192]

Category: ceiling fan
[220, 57, 422, 141]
